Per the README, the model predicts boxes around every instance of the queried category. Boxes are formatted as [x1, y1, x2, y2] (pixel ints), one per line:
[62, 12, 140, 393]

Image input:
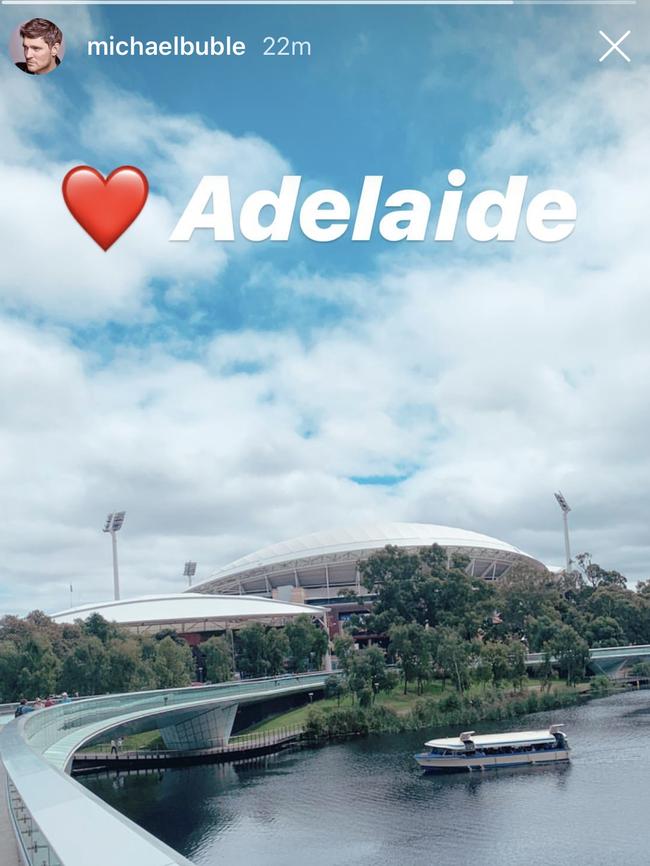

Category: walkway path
[72, 729, 302, 772]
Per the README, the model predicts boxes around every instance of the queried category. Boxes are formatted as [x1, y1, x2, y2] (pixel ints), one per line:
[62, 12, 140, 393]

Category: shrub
[539, 691, 559, 711]
[508, 698, 528, 717]
[365, 705, 403, 734]
[438, 692, 462, 714]
[325, 707, 369, 737]
[408, 698, 440, 728]
[590, 675, 613, 694]
[525, 692, 540, 714]
[304, 708, 328, 740]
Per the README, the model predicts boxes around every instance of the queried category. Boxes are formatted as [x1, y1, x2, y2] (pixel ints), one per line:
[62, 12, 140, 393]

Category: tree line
[0, 611, 328, 703]
[2, 544, 648, 704]
[338, 545, 650, 694]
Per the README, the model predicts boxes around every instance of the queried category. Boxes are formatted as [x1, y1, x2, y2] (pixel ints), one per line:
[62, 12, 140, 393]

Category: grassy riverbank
[243, 678, 595, 740]
[79, 729, 165, 753]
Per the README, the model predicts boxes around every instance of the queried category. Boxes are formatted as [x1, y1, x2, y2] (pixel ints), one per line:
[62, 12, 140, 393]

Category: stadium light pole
[554, 492, 572, 575]
[184, 561, 197, 588]
[102, 512, 126, 600]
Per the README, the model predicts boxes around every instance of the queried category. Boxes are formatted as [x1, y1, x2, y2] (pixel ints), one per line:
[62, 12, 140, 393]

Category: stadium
[190, 523, 547, 636]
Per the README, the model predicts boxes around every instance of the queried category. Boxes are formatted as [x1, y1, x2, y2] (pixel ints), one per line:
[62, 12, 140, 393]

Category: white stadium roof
[51, 593, 326, 634]
[192, 522, 544, 596]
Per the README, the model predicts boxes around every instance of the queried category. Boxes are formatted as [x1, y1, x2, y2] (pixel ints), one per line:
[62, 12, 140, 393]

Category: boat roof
[424, 729, 560, 751]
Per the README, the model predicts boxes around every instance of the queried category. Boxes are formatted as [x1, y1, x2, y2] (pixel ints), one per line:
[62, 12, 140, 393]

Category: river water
[81, 690, 650, 866]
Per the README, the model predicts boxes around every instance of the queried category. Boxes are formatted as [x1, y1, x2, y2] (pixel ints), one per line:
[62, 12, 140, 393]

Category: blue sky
[9, 4, 611, 348]
[0, 3, 648, 613]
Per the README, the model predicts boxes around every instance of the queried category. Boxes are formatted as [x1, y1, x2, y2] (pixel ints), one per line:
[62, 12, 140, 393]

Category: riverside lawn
[245, 678, 590, 740]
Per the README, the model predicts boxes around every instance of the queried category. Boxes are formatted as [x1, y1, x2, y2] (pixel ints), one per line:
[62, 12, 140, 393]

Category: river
[80, 689, 650, 865]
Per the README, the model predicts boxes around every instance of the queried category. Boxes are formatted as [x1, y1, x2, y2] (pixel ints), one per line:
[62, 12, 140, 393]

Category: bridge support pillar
[589, 659, 627, 678]
[159, 702, 238, 750]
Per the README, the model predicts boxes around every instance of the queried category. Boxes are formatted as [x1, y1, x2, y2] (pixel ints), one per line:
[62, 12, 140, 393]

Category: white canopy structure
[51, 593, 327, 635]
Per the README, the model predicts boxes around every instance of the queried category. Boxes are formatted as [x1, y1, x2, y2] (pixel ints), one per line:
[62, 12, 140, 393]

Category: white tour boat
[414, 725, 570, 772]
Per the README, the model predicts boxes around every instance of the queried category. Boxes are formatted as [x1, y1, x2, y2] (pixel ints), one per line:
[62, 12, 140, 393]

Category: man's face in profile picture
[16, 19, 63, 75]
[23, 35, 59, 74]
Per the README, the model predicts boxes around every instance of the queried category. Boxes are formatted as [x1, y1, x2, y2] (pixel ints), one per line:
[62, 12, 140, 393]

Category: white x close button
[599, 30, 631, 63]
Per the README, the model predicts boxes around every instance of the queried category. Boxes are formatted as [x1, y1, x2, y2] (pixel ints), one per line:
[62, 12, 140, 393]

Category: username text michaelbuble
[88, 35, 246, 57]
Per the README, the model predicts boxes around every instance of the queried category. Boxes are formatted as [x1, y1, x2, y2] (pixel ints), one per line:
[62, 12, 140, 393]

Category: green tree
[584, 587, 647, 644]
[263, 628, 289, 676]
[0, 640, 22, 701]
[481, 641, 510, 688]
[365, 646, 397, 698]
[551, 625, 590, 685]
[235, 623, 289, 677]
[333, 634, 355, 674]
[538, 646, 554, 691]
[236, 623, 269, 678]
[60, 635, 107, 695]
[473, 651, 493, 691]
[495, 564, 563, 637]
[575, 553, 627, 589]
[153, 627, 186, 645]
[389, 622, 430, 694]
[20, 636, 62, 698]
[360, 546, 425, 630]
[507, 640, 527, 690]
[346, 646, 391, 703]
[202, 635, 234, 683]
[630, 661, 650, 677]
[526, 615, 564, 653]
[153, 636, 194, 688]
[103, 638, 155, 693]
[361, 544, 495, 639]
[324, 674, 348, 707]
[83, 613, 120, 644]
[285, 615, 328, 672]
[436, 628, 470, 693]
[586, 616, 625, 647]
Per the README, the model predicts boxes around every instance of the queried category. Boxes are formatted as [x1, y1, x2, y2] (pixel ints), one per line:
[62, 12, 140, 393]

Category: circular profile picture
[9, 18, 65, 76]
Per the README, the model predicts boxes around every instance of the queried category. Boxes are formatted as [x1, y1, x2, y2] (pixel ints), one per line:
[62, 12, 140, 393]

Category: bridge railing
[1, 712, 195, 866]
[526, 644, 650, 667]
[21, 671, 331, 756]
[6, 773, 63, 866]
[588, 644, 650, 659]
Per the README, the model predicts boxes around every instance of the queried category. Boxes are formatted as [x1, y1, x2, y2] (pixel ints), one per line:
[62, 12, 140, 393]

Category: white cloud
[0, 319, 392, 613]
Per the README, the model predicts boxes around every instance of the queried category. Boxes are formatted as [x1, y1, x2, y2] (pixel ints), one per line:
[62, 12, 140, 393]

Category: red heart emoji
[62, 165, 149, 251]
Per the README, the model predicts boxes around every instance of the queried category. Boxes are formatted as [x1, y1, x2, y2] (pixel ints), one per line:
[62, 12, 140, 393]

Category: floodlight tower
[102, 511, 126, 600]
[183, 561, 197, 588]
[554, 492, 572, 575]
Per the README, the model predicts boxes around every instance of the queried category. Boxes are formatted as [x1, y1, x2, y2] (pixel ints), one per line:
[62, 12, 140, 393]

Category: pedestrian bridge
[526, 644, 650, 676]
[0, 672, 332, 866]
